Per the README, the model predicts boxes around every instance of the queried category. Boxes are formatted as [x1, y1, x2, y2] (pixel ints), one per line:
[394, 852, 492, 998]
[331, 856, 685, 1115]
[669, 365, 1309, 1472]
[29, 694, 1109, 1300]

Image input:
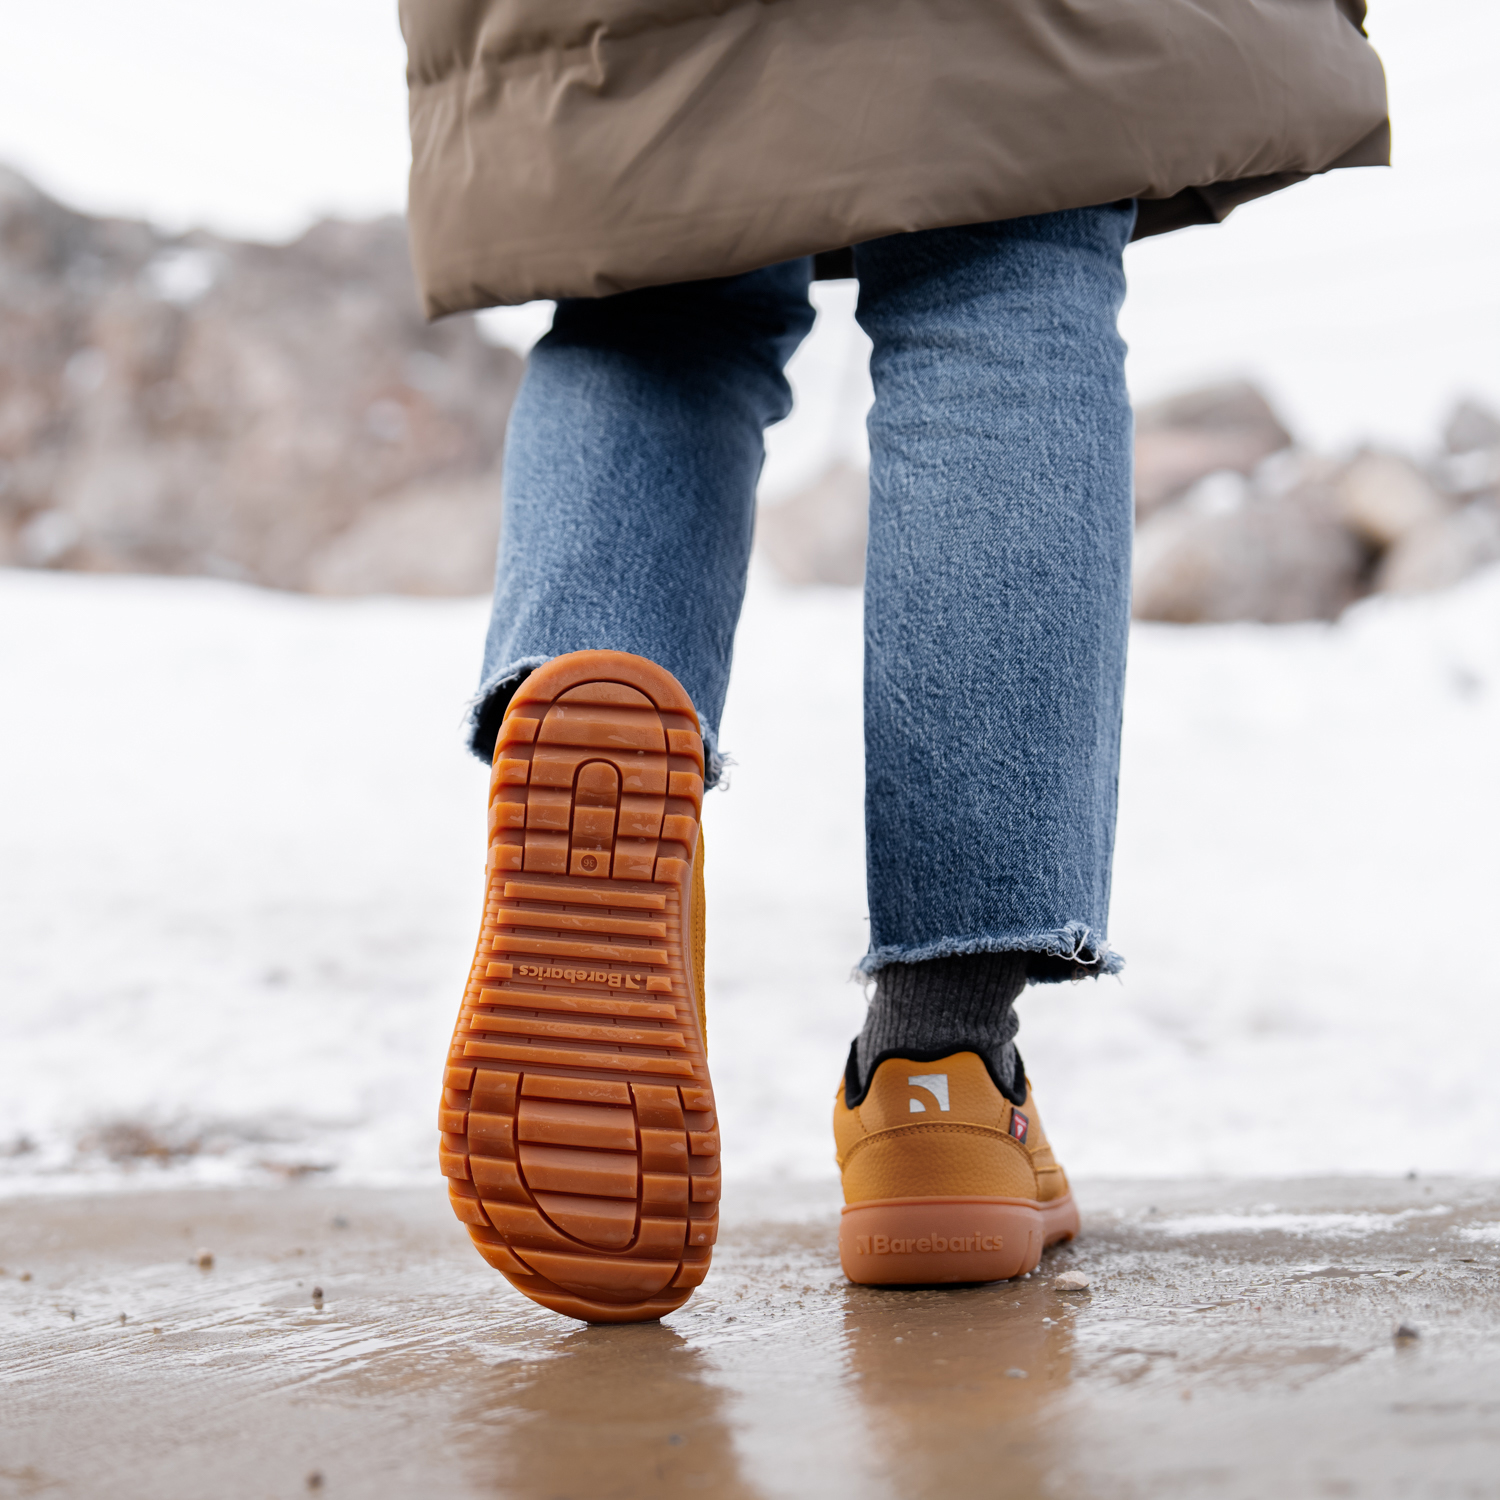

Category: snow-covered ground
[3, 564, 1498, 1196]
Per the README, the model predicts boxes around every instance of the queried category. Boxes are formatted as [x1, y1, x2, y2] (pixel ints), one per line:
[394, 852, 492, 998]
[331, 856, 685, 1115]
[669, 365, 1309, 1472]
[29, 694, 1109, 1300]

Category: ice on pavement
[2, 562, 1499, 1195]
[1144, 1210, 1455, 1240]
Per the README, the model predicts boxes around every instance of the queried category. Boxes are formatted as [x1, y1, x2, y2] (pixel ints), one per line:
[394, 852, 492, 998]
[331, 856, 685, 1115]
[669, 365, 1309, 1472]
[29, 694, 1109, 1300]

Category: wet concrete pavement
[3, 1177, 1498, 1499]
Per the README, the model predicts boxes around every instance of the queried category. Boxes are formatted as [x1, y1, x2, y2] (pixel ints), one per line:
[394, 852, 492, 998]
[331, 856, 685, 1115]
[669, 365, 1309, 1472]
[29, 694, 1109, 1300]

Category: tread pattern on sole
[439, 655, 717, 1324]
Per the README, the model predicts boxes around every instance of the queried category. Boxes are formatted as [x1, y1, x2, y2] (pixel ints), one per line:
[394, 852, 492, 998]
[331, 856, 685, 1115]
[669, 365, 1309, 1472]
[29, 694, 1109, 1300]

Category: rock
[1133, 470, 1368, 624]
[1375, 499, 1500, 595]
[756, 462, 868, 586]
[1394, 1323, 1421, 1344]
[1133, 381, 1294, 520]
[1053, 1271, 1091, 1292]
[1440, 446, 1500, 498]
[1334, 451, 1451, 549]
[1436, 398, 1500, 497]
[194, 1249, 214, 1271]
[305, 477, 501, 596]
[0, 165, 522, 592]
[1443, 399, 1500, 455]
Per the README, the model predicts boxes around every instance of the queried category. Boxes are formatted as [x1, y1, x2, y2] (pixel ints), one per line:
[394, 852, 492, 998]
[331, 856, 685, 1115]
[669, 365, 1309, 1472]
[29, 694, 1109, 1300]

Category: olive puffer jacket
[401, 0, 1388, 317]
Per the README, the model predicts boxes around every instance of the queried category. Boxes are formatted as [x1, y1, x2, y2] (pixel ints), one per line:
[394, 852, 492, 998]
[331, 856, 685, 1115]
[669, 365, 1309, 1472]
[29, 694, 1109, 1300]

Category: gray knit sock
[852, 951, 1028, 1104]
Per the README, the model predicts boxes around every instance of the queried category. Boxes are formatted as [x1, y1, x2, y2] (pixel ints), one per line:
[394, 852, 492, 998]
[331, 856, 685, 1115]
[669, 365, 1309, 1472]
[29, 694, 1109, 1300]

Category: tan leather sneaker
[438, 650, 719, 1324]
[834, 1051, 1079, 1285]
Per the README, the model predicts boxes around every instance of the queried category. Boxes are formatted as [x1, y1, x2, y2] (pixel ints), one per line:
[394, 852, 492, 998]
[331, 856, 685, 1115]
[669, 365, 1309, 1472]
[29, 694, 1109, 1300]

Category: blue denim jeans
[474, 204, 1136, 979]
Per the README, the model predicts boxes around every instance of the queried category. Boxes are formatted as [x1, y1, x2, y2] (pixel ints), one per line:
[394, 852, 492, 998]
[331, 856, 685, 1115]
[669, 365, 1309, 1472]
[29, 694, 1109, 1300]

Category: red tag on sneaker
[1009, 1109, 1029, 1143]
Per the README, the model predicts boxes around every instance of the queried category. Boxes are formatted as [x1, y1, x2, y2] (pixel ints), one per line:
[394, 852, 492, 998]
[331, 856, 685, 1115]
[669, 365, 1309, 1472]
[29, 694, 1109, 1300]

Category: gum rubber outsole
[438, 651, 718, 1324]
[838, 1193, 1080, 1286]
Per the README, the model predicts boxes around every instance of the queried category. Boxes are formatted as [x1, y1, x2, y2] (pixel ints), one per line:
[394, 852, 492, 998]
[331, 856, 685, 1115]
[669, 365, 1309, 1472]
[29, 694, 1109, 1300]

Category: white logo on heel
[906, 1074, 950, 1113]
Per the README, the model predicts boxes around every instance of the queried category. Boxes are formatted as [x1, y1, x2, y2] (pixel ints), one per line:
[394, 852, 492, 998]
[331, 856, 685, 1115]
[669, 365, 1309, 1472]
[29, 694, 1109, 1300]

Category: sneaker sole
[838, 1193, 1080, 1286]
[438, 650, 718, 1324]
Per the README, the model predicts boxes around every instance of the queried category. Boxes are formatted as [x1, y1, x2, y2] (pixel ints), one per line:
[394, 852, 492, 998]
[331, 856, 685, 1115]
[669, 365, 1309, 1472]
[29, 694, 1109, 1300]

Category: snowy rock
[1376, 500, 1500, 595]
[1132, 471, 1367, 623]
[1130, 394, 1500, 621]
[304, 479, 501, 597]
[1439, 446, 1500, 497]
[1443, 399, 1500, 456]
[1133, 382, 1294, 520]
[0, 165, 520, 592]
[1437, 398, 1500, 497]
[1335, 451, 1451, 550]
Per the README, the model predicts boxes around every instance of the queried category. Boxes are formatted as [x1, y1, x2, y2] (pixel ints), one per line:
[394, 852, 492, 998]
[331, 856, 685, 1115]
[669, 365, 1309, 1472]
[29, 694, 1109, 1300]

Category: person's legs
[470, 260, 816, 784]
[850, 204, 1137, 1093]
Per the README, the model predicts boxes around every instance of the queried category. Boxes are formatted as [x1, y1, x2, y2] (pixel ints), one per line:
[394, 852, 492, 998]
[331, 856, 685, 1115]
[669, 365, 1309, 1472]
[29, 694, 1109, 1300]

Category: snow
[3, 563, 1499, 1197]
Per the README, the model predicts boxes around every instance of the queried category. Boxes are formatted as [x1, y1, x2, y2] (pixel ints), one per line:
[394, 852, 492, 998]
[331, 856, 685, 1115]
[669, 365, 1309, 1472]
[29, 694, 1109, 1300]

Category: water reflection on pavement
[837, 1279, 1074, 1498]
[456, 1323, 759, 1499]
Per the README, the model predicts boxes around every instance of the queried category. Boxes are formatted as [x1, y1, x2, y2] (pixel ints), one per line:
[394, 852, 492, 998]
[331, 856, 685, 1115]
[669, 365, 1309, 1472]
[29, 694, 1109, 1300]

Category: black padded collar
[843, 1040, 1027, 1110]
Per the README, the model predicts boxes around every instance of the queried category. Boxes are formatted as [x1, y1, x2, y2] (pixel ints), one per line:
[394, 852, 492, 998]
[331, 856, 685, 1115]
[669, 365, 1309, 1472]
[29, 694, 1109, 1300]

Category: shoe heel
[440, 651, 718, 1324]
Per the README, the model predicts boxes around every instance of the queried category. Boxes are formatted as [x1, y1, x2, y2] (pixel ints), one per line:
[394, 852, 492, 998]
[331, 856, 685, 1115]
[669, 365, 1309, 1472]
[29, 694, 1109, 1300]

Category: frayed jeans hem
[858, 924, 1123, 983]
[466, 655, 727, 788]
